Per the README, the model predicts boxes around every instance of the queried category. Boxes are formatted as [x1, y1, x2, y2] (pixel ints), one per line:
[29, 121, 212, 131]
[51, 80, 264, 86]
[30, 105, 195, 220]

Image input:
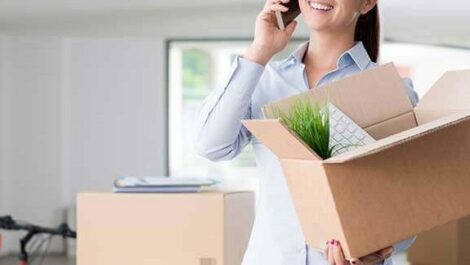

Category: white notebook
[113, 176, 219, 193]
[328, 103, 376, 156]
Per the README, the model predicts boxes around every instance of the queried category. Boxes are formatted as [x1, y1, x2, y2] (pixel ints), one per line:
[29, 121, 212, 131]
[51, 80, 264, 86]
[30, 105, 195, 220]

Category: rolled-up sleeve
[193, 56, 265, 161]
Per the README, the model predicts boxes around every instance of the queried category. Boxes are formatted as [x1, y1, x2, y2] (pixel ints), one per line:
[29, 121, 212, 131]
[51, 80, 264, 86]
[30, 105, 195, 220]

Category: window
[168, 39, 306, 191]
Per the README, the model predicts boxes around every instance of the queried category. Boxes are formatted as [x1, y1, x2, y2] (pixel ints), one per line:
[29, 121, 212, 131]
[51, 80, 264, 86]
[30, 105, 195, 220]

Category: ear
[359, 0, 378, 15]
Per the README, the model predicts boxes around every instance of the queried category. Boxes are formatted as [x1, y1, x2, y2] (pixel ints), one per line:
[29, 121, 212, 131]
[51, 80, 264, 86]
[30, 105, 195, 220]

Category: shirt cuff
[219, 55, 265, 101]
[235, 56, 265, 88]
[238, 55, 265, 68]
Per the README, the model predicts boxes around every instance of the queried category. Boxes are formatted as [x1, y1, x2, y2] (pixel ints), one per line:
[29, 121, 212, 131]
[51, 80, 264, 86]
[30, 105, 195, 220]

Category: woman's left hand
[322, 239, 394, 265]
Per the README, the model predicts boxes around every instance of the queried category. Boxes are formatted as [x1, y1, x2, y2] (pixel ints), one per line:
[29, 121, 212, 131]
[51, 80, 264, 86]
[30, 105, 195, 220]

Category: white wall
[1, 36, 65, 253]
[0, 0, 470, 48]
[0, 4, 306, 254]
[61, 37, 167, 204]
[0, 35, 6, 216]
[0, 5, 266, 36]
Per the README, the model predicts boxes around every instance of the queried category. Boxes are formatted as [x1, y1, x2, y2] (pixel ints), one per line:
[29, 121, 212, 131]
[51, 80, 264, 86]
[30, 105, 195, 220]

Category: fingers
[354, 246, 394, 265]
[349, 258, 364, 265]
[379, 246, 394, 259]
[332, 240, 347, 265]
[323, 240, 333, 264]
[259, 2, 288, 24]
[265, 3, 288, 13]
[284, 19, 298, 35]
[327, 240, 335, 264]
[323, 240, 329, 259]
[265, 0, 290, 7]
[324, 240, 392, 265]
[259, 2, 293, 30]
[259, 0, 293, 30]
[356, 254, 382, 265]
[263, 0, 290, 13]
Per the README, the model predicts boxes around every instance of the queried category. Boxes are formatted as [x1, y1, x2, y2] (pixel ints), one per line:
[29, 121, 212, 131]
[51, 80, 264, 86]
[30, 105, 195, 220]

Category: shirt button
[299, 247, 306, 255]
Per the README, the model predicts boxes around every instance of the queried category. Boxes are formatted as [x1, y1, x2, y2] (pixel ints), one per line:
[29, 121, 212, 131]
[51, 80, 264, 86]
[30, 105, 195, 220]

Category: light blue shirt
[195, 41, 418, 265]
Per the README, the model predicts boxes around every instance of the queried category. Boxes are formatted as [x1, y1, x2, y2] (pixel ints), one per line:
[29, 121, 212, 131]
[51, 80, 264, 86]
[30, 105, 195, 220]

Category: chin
[302, 19, 331, 31]
[300, 0, 336, 30]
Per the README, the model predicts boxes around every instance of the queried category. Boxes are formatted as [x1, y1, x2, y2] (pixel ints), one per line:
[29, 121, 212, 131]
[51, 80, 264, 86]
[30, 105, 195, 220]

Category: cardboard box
[407, 216, 470, 265]
[77, 192, 254, 265]
[242, 63, 470, 258]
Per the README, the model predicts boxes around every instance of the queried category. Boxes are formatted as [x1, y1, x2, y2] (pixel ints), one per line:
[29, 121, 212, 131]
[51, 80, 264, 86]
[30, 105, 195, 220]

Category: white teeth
[308, 1, 333, 11]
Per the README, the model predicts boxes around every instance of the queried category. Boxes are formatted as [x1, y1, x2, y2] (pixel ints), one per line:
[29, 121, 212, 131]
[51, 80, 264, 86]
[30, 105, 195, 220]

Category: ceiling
[381, 0, 470, 47]
[0, 0, 468, 47]
[0, 0, 259, 18]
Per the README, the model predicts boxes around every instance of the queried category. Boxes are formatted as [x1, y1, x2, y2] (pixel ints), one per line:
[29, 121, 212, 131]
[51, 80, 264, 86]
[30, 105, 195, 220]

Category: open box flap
[416, 69, 470, 112]
[242, 119, 321, 161]
[324, 109, 470, 164]
[263, 63, 414, 129]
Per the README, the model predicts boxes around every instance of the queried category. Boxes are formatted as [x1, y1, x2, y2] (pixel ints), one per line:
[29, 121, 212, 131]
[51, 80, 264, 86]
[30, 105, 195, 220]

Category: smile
[308, 1, 334, 11]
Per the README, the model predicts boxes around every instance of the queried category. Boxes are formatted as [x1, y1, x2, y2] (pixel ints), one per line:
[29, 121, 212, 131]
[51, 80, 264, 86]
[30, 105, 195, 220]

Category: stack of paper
[113, 176, 219, 193]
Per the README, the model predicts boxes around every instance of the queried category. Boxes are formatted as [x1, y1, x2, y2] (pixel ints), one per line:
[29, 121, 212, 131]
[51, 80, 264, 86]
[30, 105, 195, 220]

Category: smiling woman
[300, 0, 380, 62]
[0, 0, 468, 264]
[193, 0, 420, 264]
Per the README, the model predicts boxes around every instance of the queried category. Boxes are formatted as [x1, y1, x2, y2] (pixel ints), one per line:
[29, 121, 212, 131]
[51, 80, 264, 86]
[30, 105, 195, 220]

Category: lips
[308, 1, 334, 11]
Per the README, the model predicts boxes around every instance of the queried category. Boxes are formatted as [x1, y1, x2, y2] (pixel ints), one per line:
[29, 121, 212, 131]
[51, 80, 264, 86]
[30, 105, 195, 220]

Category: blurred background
[0, 0, 469, 264]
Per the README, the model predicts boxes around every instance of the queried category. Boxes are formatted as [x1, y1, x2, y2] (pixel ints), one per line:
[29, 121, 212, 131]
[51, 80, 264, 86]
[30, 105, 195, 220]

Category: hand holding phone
[275, 0, 301, 30]
[244, 0, 299, 65]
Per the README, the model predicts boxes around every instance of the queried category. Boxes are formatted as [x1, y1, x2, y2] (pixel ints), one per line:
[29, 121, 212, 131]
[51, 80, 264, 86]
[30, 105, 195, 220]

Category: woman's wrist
[243, 43, 274, 66]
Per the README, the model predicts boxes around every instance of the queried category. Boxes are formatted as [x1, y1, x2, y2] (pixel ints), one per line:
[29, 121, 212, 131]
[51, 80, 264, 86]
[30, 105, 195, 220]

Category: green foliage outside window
[182, 48, 211, 100]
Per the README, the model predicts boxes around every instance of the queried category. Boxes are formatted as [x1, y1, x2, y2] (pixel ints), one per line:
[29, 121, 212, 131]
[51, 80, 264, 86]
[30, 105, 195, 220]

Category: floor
[0, 255, 75, 265]
[0, 253, 410, 265]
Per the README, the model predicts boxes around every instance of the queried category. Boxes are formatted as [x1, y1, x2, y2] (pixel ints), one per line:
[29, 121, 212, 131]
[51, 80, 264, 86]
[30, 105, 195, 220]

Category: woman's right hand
[323, 239, 394, 265]
[244, 0, 298, 65]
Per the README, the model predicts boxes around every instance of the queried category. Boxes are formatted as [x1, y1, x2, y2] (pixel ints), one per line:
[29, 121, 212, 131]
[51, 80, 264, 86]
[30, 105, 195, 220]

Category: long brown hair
[354, 5, 380, 62]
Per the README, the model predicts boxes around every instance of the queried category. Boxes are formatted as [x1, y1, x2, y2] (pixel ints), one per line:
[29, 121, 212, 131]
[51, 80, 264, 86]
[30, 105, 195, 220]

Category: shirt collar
[281, 41, 371, 71]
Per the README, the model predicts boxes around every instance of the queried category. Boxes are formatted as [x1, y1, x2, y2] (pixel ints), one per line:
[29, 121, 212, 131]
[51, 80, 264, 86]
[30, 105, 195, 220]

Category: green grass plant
[272, 99, 335, 159]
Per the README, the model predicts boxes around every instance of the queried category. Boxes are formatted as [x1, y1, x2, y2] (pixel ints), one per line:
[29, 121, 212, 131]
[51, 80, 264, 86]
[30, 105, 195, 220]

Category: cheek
[333, 4, 361, 26]
[299, 0, 360, 29]
[349, 11, 361, 24]
[299, 0, 310, 15]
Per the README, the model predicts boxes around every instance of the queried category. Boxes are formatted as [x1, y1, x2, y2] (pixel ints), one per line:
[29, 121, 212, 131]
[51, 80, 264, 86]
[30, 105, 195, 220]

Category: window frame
[164, 37, 309, 175]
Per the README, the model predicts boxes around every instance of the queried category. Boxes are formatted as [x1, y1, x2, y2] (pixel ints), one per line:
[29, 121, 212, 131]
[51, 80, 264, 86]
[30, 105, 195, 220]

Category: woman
[195, 0, 418, 264]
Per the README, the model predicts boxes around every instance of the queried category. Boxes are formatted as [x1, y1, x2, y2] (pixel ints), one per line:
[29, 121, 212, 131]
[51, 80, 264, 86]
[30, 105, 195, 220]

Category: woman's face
[299, 0, 375, 33]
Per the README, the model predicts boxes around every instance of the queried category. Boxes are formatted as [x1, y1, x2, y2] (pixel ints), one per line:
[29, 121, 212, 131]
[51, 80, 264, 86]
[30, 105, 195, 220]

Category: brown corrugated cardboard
[408, 216, 470, 265]
[414, 69, 470, 126]
[364, 111, 417, 140]
[415, 69, 470, 112]
[263, 64, 415, 130]
[242, 63, 470, 259]
[77, 192, 254, 265]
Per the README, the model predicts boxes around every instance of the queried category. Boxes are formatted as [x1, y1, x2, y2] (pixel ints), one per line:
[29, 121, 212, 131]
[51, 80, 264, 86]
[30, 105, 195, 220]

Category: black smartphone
[276, 0, 301, 30]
